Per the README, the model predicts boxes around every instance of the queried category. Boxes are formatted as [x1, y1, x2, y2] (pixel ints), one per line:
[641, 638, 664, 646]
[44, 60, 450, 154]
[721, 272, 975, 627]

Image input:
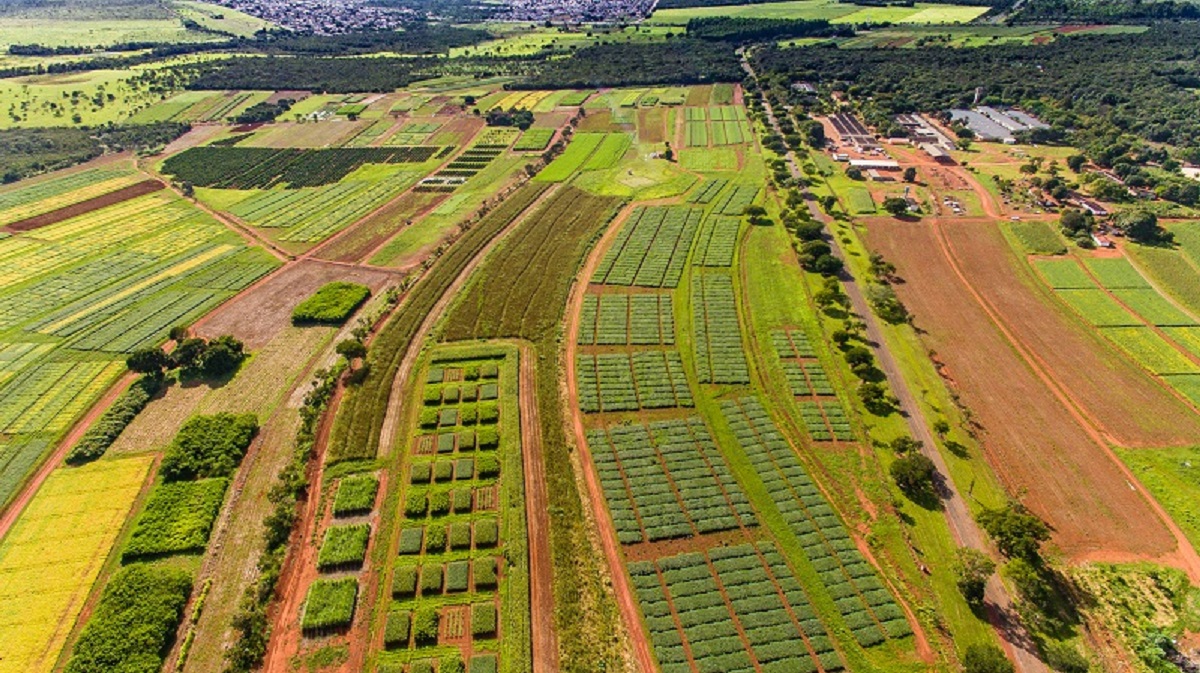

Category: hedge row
[66, 375, 162, 464]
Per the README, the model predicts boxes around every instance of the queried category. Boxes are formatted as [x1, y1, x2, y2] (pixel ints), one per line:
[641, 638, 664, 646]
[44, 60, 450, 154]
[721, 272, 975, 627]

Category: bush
[384, 610, 411, 649]
[1043, 641, 1088, 673]
[446, 560, 470, 592]
[425, 523, 446, 552]
[66, 375, 162, 464]
[332, 475, 378, 516]
[411, 463, 432, 484]
[398, 527, 424, 555]
[441, 651, 465, 673]
[963, 643, 1014, 673]
[411, 661, 435, 673]
[454, 458, 475, 480]
[412, 607, 440, 645]
[301, 579, 358, 632]
[292, 282, 371, 325]
[429, 490, 451, 516]
[392, 565, 418, 597]
[64, 565, 192, 673]
[451, 489, 473, 513]
[476, 426, 499, 450]
[470, 654, 498, 673]
[476, 455, 499, 479]
[123, 478, 228, 560]
[473, 558, 497, 589]
[449, 522, 472, 550]
[317, 524, 371, 571]
[471, 602, 497, 636]
[160, 413, 259, 481]
[474, 519, 499, 548]
[433, 461, 454, 483]
[405, 491, 428, 517]
[420, 564, 443, 595]
[477, 402, 499, 424]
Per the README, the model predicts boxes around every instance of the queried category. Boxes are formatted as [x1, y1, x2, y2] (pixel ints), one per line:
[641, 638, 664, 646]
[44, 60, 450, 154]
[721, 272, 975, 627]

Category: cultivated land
[8, 10, 1200, 673]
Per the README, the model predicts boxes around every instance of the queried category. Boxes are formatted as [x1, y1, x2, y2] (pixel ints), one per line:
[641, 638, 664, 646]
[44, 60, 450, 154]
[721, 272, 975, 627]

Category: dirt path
[742, 55, 1050, 673]
[0, 371, 136, 539]
[562, 201, 658, 673]
[517, 341, 560, 673]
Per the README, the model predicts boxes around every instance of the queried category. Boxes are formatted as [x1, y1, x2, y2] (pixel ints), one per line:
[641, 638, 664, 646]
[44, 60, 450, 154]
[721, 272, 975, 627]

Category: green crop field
[535, 133, 607, 182]
[1009, 221, 1067, 255]
[592, 206, 702, 288]
[692, 273, 751, 384]
[0, 456, 154, 673]
[649, 0, 986, 25]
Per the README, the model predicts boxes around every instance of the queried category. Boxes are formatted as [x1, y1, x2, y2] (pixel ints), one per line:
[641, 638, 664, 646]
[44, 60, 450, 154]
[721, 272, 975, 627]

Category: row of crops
[0, 167, 140, 225]
[163, 146, 442, 189]
[513, 128, 555, 152]
[577, 292, 675, 346]
[772, 329, 856, 441]
[0, 189, 278, 508]
[692, 214, 742, 267]
[629, 542, 845, 673]
[576, 351, 693, 413]
[418, 144, 505, 193]
[720, 398, 911, 648]
[692, 273, 751, 385]
[592, 206, 702, 288]
[586, 417, 756, 544]
[374, 353, 522, 672]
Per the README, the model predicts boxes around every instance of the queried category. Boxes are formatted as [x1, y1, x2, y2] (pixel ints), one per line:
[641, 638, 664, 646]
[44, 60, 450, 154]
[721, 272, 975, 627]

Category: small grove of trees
[126, 326, 246, 380]
[882, 196, 910, 218]
[485, 107, 534, 130]
[1115, 209, 1172, 244]
[953, 547, 996, 608]
[887, 437, 938, 507]
[962, 644, 1014, 673]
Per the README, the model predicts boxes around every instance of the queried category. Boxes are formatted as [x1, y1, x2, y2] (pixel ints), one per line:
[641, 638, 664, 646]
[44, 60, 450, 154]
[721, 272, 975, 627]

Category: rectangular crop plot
[692, 274, 750, 384]
[692, 215, 742, 267]
[514, 128, 555, 151]
[687, 178, 728, 205]
[711, 184, 760, 216]
[1085, 258, 1151, 289]
[1034, 259, 1096, 289]
[162, 146, 439, 189]
[592, 206, 702, 288]
[576, 351, 692, 412]
[586, 417, 756, 544]
[628, 542, 842, 673]
[123, 478, 228, 560]
[1100, 327, 1200, 375]
[578, 293, 675, 346]
[720, 397, 910, 647]
[1057, 289, 1141, 327]
[1111, 289, 1196, 327]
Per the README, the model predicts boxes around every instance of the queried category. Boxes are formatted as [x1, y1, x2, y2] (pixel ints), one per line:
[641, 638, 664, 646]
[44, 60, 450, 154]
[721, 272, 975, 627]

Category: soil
[866, 220, 1179, 559]
[2, 180, 163, 233]
[193, 259, 401, 349]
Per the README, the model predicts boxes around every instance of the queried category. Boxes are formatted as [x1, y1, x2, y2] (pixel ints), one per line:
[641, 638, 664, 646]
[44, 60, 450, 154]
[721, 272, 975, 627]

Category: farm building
[850, 159, 900, 171]
[921, 143, 952, 163]
[1074, 197, 1109, 217]
[1092, 233, 1115, 248]
[948, 107, 1048, 142]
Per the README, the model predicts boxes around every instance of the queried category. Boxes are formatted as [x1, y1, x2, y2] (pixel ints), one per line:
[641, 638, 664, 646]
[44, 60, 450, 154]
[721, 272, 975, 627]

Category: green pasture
[649, 0, 986, 25]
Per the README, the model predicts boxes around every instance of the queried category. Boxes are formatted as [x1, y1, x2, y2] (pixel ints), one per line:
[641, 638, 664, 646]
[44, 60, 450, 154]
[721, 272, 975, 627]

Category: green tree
[890, 453, 938, 504]
[883, 196, 909, 217]
[1116, 209, 1168, 243]
[977, 504, 1050, 560]
[963, 644, 1014, 673]
[336, 339, 367, 360]
[1066, 154, 1086, 172]
[903, 166, 917, 182]
[127, 347, 168, 375]
[953, 548, 996, 607]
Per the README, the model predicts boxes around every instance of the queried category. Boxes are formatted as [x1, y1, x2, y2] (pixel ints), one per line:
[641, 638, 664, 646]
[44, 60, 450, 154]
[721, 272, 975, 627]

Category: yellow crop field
[0, 456, 154, 673]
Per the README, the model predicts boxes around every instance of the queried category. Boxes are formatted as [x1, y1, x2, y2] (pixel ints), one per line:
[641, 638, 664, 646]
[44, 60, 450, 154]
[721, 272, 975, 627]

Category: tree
[933, 418, 950, 437]
[1058, 208, 1091, 235]
[866, 284, 908, 324]
[889, 437, 923, 454]
[846, 166, 864, 180]
[859, 382, 896, 415]
[890, 453, 938, 504]
[169, 325, 189, 342]
[127, 347, 168, 375]
[882, 196, 909, 217]
[963, 644, 1014, 673]
[1116, 209, 1168, 243]
[813, 254, 843, 276]
[336, 339, 367, 360]
[1066, 154, 1086, 172]
[903, 166, 917, 182]
[977, 503, 1050, 560]
[953, 548, 996, 607]
[199, 335, 245, 378]
[171, 337, 208, 372]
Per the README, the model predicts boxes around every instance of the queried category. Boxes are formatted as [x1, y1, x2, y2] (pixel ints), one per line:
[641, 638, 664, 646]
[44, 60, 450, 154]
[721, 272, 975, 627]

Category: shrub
[384, 610, 411, 649]
[963, 644, 1014, 673]
[449, 522, 472, 550]
[317, 524, 371, 571]
[451, 489, 472, 513]
[411, 463, 432, 484]
[123, 478, 228, 560]
[301, 578, 358, 632]
[398, 527, 424, 555]
[454, 458, 474, 480]
[473, 558, 498, 589]
[392, 565, 419, 597]
[419, 408, 439, 428]
[469, 654, 498, 673]
[456, 430, 475, 451]
[405, 491, 428, 517]
[446, 560, 470, 592]
[160, 413, 259, 481]
[411, 661, 435, 673]
[425, 523, 446, 552]
[471, 602, 497, 636]
[412, 607, 439, 645]
[292, 282, 371, 324]
[424, 387, 442, 405]
[420, 564, 443, 595]
[441, 652, 465, 673]
[476, 426, 499, 450]
[476, 455, 499, 479]
[477, 402, 499, 424]
[474, 519, 499, 548]
[63, 565, 192, 673]
[429, 490, 451, 516]
[66, 375, 162, 464]
[433, 460, 454, 483]
[332, 475, 378, 516]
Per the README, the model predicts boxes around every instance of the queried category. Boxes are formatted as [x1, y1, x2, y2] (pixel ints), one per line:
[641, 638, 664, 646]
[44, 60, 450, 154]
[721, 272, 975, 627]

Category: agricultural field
[591, 206, 702, 288]
[648, 0, 987, 25]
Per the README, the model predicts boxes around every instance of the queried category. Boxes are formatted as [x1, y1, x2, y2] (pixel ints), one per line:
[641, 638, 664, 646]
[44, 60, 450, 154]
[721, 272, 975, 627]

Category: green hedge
[317, 524, 371, 571]
[412, 607, 439, 645]
[332, 474, 378, 516]
[160, 413, 258, 481]
[64, 564, 193, 673]
[471, 602, 497, 636]
[291, 282, 371, 325]
[301, 578, 358, 632]
[474, 518, 498, 548]
[384, 610, 411, 649]
[473, 558, 497, 589]
[66, 375, 162, 464]
[392, 565, 418, 597]
[123, 478, 228, 560]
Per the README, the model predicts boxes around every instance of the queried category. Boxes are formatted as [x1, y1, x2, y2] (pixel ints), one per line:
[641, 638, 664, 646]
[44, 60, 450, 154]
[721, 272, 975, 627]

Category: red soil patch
[866, 220, 1178, 560]
[193, 259, 400, 349]
[313, 190, 446, 264]
[267, 90, 310, 104]
[1031, 36, 1052, 44]
[3, 180, 162, 233]
[1056, 24, 1104, 33]
[231, 122, 264, 133]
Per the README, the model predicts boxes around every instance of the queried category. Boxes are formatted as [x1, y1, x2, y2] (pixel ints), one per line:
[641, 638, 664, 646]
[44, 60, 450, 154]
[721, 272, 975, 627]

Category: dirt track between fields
[562, 201, 658, 673]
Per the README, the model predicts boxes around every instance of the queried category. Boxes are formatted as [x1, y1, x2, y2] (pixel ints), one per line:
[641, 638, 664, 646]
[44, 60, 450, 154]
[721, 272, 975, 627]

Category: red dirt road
[563, 201, 657, 673]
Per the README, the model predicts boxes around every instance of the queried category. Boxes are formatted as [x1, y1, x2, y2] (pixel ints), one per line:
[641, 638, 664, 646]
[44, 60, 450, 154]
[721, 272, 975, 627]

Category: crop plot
[163, 146, 441, 189]
[628, 542, 842, 673]
[686, 179, 728, 205]
[592, 206, 702, 288]
[376, 349, 526, 671]
[419, 144, 505, 193]
[1100, 327, 1200, 375]
[513, 128, 555, 151]
[0, 456, 154, 673]
[1084, 258, 1151, 289]
[0, 167, 141, 226]
[1111, 289, 1195, 327]
[1057, 289, 1142, 327]
[692, 274, 750, 384]
[710, 183, 760, 216]
[692, 214, 742, 267]
[576, 351, 693, 412]
[577, 293, 675, 346]
[770, 329, 850, 439]
[720, 398, 910, 647]
[1034, 259, 1096, 289]
[586, 416, 756, 544]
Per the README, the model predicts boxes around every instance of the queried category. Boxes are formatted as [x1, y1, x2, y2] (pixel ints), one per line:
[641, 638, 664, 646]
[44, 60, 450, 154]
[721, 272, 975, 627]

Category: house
[1092, 233, 1115, 249]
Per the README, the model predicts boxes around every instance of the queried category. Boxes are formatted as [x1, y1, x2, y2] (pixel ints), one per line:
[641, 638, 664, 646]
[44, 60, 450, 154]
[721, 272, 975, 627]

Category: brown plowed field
[866, 220, 1177, 558]
[941, 220, 1200, 446]
[2, 180, 163, 233]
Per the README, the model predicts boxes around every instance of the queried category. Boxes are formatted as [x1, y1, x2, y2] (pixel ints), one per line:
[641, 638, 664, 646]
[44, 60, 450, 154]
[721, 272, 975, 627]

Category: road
[742, 54, 1050, 673]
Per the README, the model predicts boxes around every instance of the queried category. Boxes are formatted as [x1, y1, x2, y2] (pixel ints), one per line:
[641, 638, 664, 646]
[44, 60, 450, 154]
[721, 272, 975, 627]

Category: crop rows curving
[720, 398, 910, 647]
[586, 417, 756, 544]
[592, 206, 701, 288]
[691, 273, 750, 384]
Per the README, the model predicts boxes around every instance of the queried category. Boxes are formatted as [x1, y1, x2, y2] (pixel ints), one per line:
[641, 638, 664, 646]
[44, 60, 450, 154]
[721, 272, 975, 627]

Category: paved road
[742, 54, 1049, 673]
